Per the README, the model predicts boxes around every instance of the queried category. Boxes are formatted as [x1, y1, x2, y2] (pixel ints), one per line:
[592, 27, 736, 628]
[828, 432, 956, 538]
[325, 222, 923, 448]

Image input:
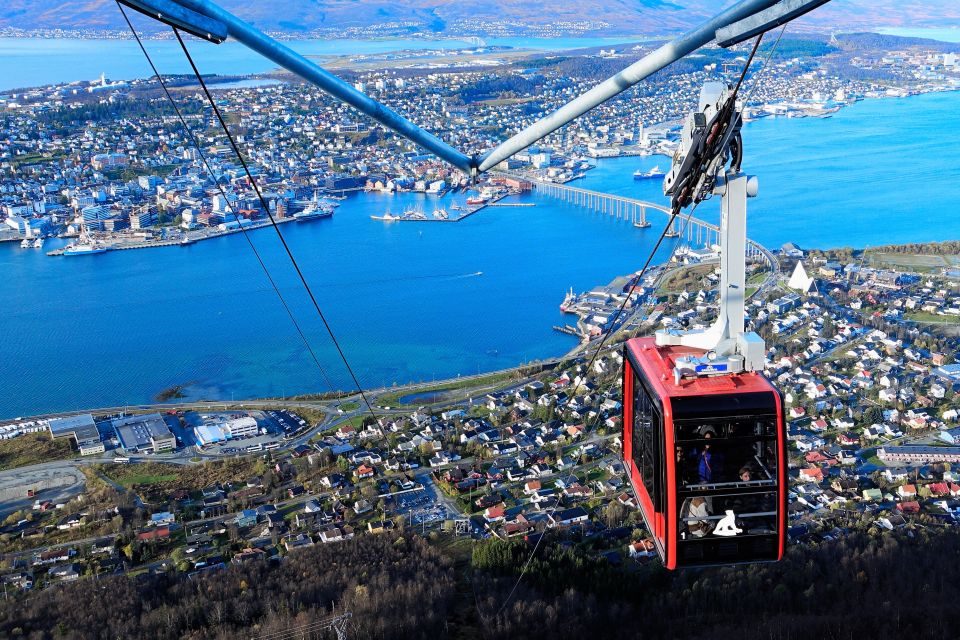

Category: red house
[799, 467, 824, 483]
[356, 464, 375, 479]
[928, 482, 949, 497]
[897, 501, 920, 514]
[137, 527, 171, 542]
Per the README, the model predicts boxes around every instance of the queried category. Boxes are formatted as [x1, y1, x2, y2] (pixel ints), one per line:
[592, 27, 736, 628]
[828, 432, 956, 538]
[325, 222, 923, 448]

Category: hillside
[3, 525, 960, 639]
[1, 1, 959, 36]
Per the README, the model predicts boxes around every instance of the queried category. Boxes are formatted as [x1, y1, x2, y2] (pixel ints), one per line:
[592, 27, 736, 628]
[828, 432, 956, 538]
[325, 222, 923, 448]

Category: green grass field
[906, 311, 958, 324]
[117, 474, 179, 487]
[867, 252, 960, 272]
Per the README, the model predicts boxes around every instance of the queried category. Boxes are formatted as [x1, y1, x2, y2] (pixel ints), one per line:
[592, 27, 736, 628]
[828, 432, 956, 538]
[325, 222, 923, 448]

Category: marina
[369, 189, 529, 222]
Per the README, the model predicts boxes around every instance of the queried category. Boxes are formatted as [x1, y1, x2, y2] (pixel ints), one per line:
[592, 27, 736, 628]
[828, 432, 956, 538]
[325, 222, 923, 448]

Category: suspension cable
[741, 25, 788, 106]
[116, 1, 337, 395]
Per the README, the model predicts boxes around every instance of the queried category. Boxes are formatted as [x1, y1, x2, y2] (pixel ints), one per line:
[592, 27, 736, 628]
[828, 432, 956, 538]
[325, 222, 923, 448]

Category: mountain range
[2, 1, 959, 35]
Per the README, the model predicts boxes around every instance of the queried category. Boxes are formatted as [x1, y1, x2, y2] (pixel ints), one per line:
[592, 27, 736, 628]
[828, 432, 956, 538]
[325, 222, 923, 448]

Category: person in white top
[682, 496, 712, 538]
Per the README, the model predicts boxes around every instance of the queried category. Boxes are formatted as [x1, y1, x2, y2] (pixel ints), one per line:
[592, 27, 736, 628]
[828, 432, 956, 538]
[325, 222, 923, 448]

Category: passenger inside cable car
[674, 418, 779, 540]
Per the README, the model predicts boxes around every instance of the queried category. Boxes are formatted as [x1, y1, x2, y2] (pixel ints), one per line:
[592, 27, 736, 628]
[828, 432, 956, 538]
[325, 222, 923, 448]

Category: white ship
[294, 203, 335, 222]
[633, 165, 665, 180]
[62, 242, 109, 256]
[62, 221, 109, 256]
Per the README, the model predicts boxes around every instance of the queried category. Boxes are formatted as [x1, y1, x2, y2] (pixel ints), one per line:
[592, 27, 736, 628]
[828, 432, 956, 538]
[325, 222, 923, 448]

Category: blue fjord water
[1, 90, 959, 418]
[0, 35, 650, 92]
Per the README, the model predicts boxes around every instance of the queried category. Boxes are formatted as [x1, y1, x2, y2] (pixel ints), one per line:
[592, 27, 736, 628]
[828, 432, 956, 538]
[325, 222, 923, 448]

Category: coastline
[46, 215, 300, 256]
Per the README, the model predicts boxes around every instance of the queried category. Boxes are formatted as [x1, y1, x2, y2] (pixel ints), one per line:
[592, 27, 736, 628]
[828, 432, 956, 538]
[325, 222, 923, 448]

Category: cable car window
[679, 491, 778, 540]
[632, 371, 662, 510]
[674, 417, 778, 490]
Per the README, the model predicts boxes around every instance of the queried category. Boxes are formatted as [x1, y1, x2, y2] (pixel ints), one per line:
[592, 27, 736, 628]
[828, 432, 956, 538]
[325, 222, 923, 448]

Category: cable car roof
[626, 337, 776, 399]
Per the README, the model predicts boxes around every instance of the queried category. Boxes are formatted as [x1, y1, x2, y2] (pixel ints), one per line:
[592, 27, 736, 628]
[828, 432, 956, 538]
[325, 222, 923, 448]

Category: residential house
[48, 563, 81, 582]
[798, 467, 824, 483]
[484, 505, 506, 523]
[897, 484, 917, 499]
[319, 525, 354, 543]
[548, 507, 590, 527]
[283, 533, 315, 551]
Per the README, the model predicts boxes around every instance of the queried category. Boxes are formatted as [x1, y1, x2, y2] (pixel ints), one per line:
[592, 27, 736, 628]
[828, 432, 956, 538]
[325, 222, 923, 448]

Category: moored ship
[293, 203, 335, 222]
[62, 243, 109, 256]
[633, 165, 665, 180]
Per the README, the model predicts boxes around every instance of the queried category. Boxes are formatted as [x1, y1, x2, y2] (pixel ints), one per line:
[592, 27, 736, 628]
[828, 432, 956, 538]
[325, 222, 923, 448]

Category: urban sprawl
[3, 35, 960, 591]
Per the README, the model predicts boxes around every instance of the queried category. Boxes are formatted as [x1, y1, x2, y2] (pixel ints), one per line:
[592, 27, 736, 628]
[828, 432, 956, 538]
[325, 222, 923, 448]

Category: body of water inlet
[1, 88, 959, 417]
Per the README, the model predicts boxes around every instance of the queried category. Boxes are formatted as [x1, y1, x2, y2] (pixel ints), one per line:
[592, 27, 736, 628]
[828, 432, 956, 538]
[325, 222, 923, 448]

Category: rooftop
[111, 413, 173, 451]
[47, 413, 99, 444]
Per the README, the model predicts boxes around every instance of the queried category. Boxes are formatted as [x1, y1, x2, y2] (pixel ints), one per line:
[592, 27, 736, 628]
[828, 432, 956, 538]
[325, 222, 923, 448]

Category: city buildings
[47, 414, 103, 455]
[111, 413, 175, 453]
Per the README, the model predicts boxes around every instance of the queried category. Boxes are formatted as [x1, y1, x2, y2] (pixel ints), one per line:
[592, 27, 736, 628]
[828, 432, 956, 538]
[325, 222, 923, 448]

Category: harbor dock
[47, 216, 299, 256]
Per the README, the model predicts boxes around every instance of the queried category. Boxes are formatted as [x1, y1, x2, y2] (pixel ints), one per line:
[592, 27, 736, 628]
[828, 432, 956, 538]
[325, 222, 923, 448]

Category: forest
[4, 524, 960, 639]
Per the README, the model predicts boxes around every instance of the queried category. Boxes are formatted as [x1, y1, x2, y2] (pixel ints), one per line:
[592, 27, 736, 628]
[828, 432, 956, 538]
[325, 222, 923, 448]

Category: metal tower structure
[655, 81, 766, 378]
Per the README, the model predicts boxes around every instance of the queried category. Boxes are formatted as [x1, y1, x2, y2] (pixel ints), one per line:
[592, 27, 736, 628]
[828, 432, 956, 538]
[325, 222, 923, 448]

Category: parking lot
[391, 476, 455, 526]
[265, 409, 307, 436]
[177, 409, 310, 456]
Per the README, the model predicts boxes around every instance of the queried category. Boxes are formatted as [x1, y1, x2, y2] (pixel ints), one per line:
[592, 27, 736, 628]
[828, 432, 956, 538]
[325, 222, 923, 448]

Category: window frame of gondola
[631, 367, 664, 513]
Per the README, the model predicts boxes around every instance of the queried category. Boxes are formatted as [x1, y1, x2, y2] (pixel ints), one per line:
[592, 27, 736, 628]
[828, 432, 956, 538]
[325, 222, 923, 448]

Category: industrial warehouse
[110, 413, 176, 453]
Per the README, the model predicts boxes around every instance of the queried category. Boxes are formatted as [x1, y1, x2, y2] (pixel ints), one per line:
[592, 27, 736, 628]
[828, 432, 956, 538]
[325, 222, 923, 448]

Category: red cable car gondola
[622, 337, 787, 569]
[618, 82, 792, 569]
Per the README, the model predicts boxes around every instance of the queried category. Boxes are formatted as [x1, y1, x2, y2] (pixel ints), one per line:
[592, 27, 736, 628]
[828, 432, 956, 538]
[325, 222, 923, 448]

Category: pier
[372, 191, 531, 223]
[46, 216, 299, 256]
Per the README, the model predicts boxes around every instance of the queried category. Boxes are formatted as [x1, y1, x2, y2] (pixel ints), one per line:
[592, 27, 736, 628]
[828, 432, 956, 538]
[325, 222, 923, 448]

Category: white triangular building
[788, 261, 814, 293]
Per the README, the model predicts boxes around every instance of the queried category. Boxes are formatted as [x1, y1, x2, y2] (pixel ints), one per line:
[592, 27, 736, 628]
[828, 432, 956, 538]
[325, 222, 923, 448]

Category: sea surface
[1, 88, 959, 418]
[876, 27, 960, 43]
[0, 34, 651, 92]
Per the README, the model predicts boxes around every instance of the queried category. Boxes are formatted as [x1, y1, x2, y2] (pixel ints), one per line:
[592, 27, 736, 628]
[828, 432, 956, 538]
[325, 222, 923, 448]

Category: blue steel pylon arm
[118, 0, 830, 175]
